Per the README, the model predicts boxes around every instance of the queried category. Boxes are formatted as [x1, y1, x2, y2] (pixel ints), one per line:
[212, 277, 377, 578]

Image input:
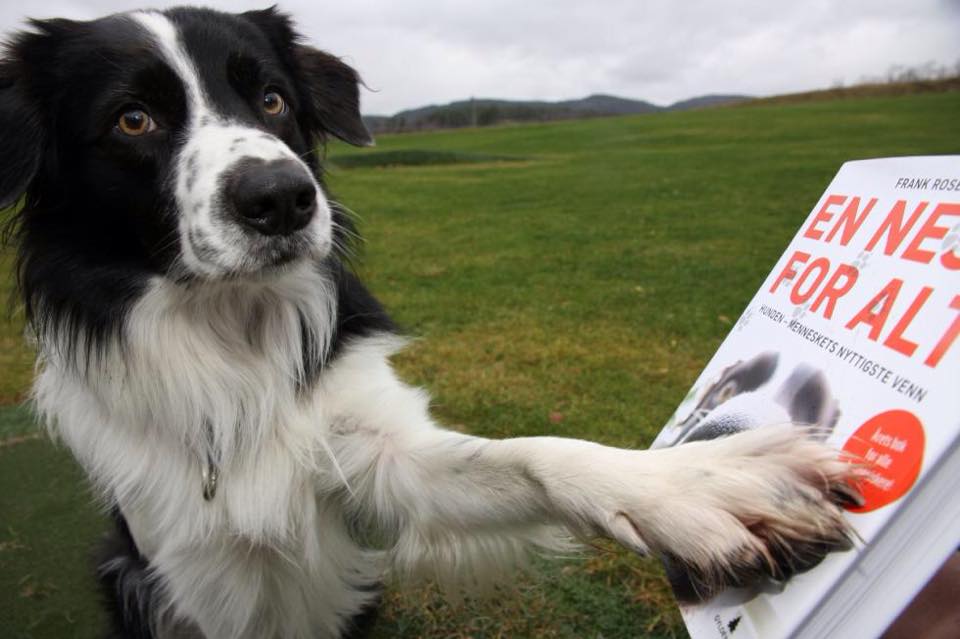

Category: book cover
[653, 156, 960, 639]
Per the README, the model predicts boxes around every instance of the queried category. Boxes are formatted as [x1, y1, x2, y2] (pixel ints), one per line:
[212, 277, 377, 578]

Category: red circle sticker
[841, 409, 925, 513]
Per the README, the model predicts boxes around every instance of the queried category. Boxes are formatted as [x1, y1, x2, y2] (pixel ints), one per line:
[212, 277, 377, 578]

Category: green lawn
[2, 91, 959, 638]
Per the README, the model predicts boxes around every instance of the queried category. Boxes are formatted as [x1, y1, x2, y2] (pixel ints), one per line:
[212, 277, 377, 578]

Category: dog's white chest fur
[34, 265, 382, 638]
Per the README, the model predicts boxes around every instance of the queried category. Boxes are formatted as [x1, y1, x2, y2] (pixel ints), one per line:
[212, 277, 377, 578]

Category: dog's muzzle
[225, 158, 318, 236]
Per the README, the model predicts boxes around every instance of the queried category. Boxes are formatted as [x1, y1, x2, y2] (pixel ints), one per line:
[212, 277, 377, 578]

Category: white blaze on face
[130, 11, 332, 278]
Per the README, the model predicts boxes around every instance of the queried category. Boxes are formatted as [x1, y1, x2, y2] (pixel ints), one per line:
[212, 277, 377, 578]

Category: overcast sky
[2, 1, 957, 115]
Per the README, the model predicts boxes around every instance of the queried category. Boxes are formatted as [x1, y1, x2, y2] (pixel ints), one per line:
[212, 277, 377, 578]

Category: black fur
[1, 7, 391, 637]
[340, 586, 383, 639]
[97, 511, 160, 639]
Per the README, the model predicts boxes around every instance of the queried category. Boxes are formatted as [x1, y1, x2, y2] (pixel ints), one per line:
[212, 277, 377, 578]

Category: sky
[1, 1, 957, 115]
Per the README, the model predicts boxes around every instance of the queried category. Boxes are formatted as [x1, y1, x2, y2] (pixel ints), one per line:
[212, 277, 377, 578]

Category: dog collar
[201, 454, 219, 501]
[200, 421, 220, 501]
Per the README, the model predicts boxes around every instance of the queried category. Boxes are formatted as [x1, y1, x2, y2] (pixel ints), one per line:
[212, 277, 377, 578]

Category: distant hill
[745, 76, 960, 107]
[363, 93, 750, 134]
[664, 94, 751, 111]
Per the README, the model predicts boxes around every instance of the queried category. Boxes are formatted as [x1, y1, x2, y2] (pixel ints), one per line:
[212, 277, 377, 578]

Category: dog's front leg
[513, 426, 861, 602]
[322, 339, 858, 597]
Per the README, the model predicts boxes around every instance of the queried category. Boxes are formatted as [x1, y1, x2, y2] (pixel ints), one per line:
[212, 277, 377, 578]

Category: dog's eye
[263, 91, 286, 116]
[117, 109, 156, 137]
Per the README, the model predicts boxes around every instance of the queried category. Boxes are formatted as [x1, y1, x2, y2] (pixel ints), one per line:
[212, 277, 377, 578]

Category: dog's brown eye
[117, 109, 155, 136]
[263, 91, 286, 115]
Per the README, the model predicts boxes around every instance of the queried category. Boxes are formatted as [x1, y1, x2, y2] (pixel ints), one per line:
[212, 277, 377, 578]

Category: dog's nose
[226, 159, 317, 236]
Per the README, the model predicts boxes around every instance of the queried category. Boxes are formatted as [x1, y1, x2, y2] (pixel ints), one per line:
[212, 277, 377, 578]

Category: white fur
[36, 263, 373, 638]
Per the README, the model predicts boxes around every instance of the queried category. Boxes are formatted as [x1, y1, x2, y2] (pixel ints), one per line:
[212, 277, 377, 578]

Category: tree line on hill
[362, 93, 749, 134]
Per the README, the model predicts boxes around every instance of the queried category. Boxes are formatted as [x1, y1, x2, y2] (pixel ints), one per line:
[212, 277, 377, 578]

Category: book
[652, 156, 960, 639]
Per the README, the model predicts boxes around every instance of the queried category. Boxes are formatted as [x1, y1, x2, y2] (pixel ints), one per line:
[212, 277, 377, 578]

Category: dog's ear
[242, 7, 373, 147]
[293, 47, 373, 147]
[0, 63, 44, 209]
[0, 19, 75, 210]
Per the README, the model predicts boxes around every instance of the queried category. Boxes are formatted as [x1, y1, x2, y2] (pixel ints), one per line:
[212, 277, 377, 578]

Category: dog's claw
[609, 511, 650, 557]
[829, 482, 865, 508]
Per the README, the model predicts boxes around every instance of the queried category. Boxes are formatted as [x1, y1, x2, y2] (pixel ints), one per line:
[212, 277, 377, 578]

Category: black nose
[225, 159, 317, 236]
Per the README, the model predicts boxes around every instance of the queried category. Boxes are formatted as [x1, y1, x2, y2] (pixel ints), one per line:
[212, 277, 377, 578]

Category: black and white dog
[2, 7, 860, 638]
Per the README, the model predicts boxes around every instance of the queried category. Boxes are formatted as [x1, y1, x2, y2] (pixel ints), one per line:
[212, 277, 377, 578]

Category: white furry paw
[574, 427, 862, 602]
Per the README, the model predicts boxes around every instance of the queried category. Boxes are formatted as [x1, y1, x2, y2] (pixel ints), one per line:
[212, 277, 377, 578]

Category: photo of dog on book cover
[657, 351, 843, 602]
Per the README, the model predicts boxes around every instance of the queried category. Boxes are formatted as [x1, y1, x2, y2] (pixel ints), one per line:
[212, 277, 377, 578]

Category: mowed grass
[1, 91, 958, 638]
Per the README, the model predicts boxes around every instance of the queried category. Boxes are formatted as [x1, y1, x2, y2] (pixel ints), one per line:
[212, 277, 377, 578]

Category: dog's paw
[593, 427, 862, 602]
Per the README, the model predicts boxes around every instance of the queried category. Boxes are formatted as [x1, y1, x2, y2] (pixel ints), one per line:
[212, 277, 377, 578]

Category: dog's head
[1, 7, 371, 279]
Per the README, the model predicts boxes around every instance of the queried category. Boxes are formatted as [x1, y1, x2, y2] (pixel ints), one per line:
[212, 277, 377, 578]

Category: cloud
[0, 0, 955, 114]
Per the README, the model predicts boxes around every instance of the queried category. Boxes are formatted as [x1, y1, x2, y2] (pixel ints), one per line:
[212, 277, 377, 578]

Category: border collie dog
[2, 7, 861, 638]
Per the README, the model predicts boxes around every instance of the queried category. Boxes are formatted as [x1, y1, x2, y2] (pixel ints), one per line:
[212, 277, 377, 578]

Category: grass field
[2, 90, 959, 638]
